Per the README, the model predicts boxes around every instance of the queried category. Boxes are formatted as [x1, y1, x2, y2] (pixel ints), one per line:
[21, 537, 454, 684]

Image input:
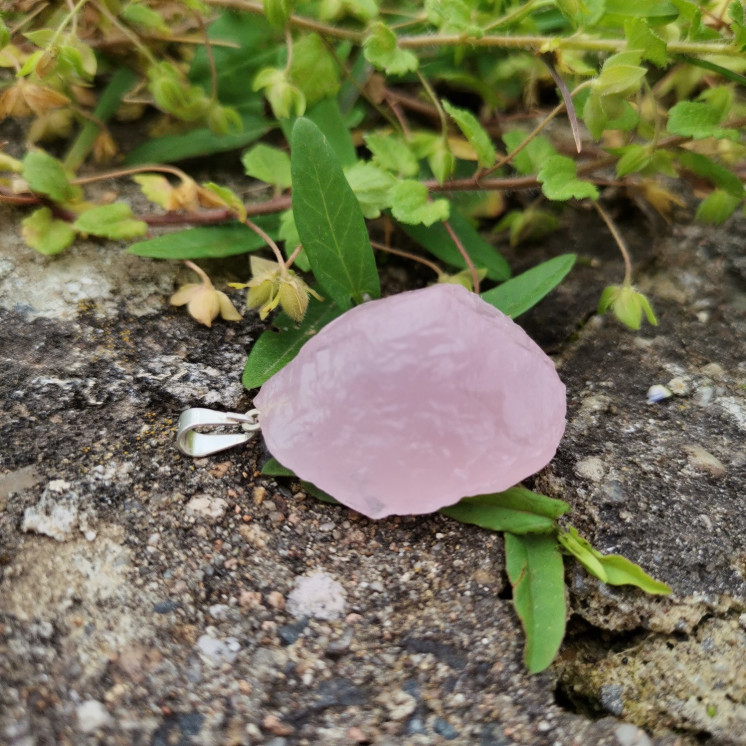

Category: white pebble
[287, 571, 346, 621]
[76, 700, 112, 733]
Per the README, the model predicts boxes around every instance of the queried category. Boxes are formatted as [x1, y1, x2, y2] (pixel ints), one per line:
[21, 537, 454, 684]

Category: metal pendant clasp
[176, 408, 260, 458]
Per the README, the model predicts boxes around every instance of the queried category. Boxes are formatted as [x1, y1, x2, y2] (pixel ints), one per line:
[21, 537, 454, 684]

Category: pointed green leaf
[615, 144, 653, 177]
[291, 118, 380, 308]
[73, 204, 147, 240]
[481, 254, 576, 318]
[505, 532, 566, 673]
[303, 97, 357, 168]
[695, 189, 742, 224]
[442, 100, 496, 167]
[242, 144, 292, 190]
[363, 22, 418, 75]
[538, 156, 599, 201]
[442, 488, 569, 534]
[21, 207, 76, 255]
[129, 222, 277, 259]
[261, 458, 340, 504]
[558, 527, 671, 595]
[605, 0, 678, 24]
[389, 180, 450, 226]
[22, 151, 81, 203]
[124, 114, 267, 165]
[676, 151, 744, 196]
[242, 295, 343, 388]
[401, 209, 510, 281]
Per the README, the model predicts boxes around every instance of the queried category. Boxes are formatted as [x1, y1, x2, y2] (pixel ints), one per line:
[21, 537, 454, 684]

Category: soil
[1, 175, 745, 746]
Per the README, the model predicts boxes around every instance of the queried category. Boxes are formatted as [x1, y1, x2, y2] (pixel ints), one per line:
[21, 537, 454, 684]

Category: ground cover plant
[1, 0, 744, 671]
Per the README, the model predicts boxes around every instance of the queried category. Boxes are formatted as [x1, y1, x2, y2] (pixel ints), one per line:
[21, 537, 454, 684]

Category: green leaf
[624, 17, 669, 66]
[121, 3, 170, 32]
[189, 11, 275, 107]
[483, 487, 570, 519]
[389, 180, 450, 226]
[695, 189, 742, 224]
[481, 254, 576, 318]
[442, 100, 496, 167]
[260, 457, 340, 504]
[364, 134, 419, 177]
[538, 156, 599, 201]
[401, 209, 510, 281]
[667, 101, 739, 140]
[505, 532, 566, 673]
[21, 207, 76, 255]
[290, 34, 340, 105]
[495, 208, 561, 248]
[261, 457, 295, 477]
[615, 144, 653, 176]
[291, 118, 380, 308]
[363, 22, 418, 75]
[124, 114, 267, 164]
[344, 162, 396, 219]
[263, 0, 293, 28]
[22, 151, 81, 203]
[242, 295, 343, 388]
[442, 487, 570, 534]
[558, 527, 671, 595]
[65, 66, 139, 170]
[593, 50, 647, 96]
[129, 221, 276, 259]
[605, 0, 678, 24]
[303, 97, 357, 168]
[242, 144, 292, 190]
[502, 131, 557, 176]
[72, 204, 147, 240]
[676, 151, 744, 196]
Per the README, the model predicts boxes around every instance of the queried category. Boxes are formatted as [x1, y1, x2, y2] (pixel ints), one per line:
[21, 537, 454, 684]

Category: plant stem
[371, 241, 443, 277]
[205, 0, 737, 58]
[242, 217, 287, 275]
[593, 201, 633, 285]
[482, 80, 592, 178]
[443, 220, 479, 292]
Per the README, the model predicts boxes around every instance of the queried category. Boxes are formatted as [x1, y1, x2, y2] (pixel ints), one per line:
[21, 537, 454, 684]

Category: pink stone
[254, 284, 566, 519]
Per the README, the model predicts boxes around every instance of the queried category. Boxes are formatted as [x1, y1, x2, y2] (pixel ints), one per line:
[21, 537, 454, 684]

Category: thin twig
[593, 201, 633, 285]
[371, 240, 443, 277]
[243, 217, 287, 274]
[443, 220, 479, 292]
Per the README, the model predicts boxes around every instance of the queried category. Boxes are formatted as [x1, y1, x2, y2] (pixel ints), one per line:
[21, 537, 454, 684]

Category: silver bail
[176, 408, 260, 458]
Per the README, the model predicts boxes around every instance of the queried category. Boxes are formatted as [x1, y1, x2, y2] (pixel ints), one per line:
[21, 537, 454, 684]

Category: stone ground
[1, 182, 745, 746]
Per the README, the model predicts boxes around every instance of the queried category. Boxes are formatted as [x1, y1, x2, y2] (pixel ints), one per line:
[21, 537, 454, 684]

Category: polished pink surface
[255, 284, 566, 519]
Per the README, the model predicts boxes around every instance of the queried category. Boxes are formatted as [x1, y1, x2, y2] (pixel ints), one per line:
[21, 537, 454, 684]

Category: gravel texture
[1, 195, 745, 745]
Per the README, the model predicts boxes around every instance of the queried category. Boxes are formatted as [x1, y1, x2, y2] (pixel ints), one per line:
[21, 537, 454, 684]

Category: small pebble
[682, 445, 726, 478]
[433, 716, 459, 740]
[615, 722, 652, 746]
[286, 571, 346, 621]
[197, 634, 241, 665]
[667, 376, 690, 396]
[76, 700, 112, 733]
[647, 384, 672, 403]
[185, 494, 227, 522]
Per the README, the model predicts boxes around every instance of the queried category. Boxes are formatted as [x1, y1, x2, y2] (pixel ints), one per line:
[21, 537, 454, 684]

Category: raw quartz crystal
[255, 284, 566, 520]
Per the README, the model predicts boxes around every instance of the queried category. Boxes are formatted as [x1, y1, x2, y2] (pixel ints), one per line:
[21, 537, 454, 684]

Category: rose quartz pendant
[255, 284, 566, 519]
